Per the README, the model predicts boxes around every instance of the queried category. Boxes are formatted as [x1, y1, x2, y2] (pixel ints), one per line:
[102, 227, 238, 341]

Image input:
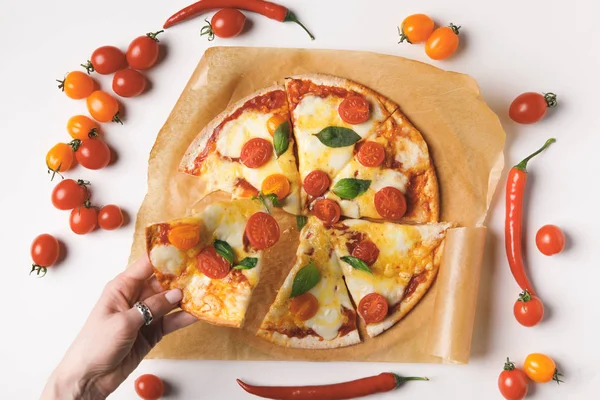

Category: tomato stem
[200, 20, 215, 41]
[544, 92, 558, 108]
[397, 26, 411, 44]
[553, 369, 564, 384]
[30, 264, 47, 278]
[88, 128, 99, 138]
[146, 30, 164, 42]
[503, 357, 516, 371]
[514, 138, 555, 171]
[81, 60, 94, 74]
[449, 23, 461, 35]
[56, 79, 65, 91]
[517, 290, 532, 302]
[112, 113, 123, 125]
[69, 139, 82, 152]
[392, 374, 429, 388]
[284, 11, 315, 40]
[47, 164, 64, 181]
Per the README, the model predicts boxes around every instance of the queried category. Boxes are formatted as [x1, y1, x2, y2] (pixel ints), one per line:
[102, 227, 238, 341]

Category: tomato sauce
[403, 271, 427, 298]
[287, 79, 351, 112]
[344, 231, 366, 254]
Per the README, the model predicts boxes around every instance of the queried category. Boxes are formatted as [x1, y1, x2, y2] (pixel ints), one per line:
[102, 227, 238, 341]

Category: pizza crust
[257, 330, 361, 349]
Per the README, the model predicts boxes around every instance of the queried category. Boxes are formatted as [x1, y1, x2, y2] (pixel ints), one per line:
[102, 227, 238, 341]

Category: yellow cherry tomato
[57, 71, 94, 100]
[398, 14, 435, 44]
[523, 353, 562, 384]
[425, 23, 461, 60]
[266, 114, 288, 136]
[67, 115, 100, 141]
[46, 143, 74, 174]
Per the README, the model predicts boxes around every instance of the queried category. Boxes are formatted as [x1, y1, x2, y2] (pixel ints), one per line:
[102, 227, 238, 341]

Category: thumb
[125, 288, 183, 327]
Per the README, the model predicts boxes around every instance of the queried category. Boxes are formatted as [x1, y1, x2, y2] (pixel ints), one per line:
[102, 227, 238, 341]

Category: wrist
[42, 364, 100, 400]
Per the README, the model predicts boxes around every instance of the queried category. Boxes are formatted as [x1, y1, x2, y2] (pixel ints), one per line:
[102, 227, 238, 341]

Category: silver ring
[134, 301, 153, 326]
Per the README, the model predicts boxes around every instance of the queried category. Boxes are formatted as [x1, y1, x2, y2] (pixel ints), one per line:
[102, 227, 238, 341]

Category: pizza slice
[179, 86, 302, 215]
[257, 216, 360, 348]
[146, 199, 281, 327]
[322, 109, 439, 223]
[329, 219, 452, 337]
[285, 74, 398, 213]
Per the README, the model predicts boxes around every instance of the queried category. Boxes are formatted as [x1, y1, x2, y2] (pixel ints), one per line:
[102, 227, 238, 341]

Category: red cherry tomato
[31, 234, 60, 267]
[338, 95, 370, 125]
[358, 293, 388, 324]
[312, 199, 341, 225]
[51, 179, 90, 210]
[357, 141, 385, 167]
[75, 138, 111, 170]
[69, 205, 98, 235]
[498, 358, 529, 400]
[509, 92, 557, 124]
[134, 374, 164, 400]
[85, 46, 126, 75]
[352, 240, 380, 266]
[240, 138, 273, 168]
[201, 9, 246, 40]
[127, 31, 162, 70]
[112, 69, 146, 98]
[245, 212, 280, 250]
[196, 245, 231, 279]
[535, 224, 565, 256]
[374, 186, 407, 220]
[513, 291, 544, 327]
[98, 205, 124, 230]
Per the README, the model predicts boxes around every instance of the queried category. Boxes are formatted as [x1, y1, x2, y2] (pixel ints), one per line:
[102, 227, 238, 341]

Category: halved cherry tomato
[46, 143, 75, 174]
[245, 212, 280, 250]
[425, 23, 461, 60]
[57, 71, 94, 99]
[261, 174, 290, 200]
[240, 138, 273, 168]
[75, 137, 111, 170]
[374, 186, 407, 220]
[358, 293, 388, 324]
[289, 292, 319, 321]
[357, 141, 385, 167]
[134, 374, 164, 400]
[197, 246, 230, 279]
[84, 46, 127, 75]
[303, 170, 330, 197]
[168, 224, 201, 250]
[312, 199, 341, 225]
[87, 91, 121, 123]
[352, 241, 380, 266]
[201, 9, 246, 40]
[70, 205, 98, 235]
[98, 205, 124, 230]
[127, 31, 162, 70]
[509, 93, 557, 124]
[523, 353, 561, 384]
[266, 114, 288, 136]
[236, 179, 259, 198]
[398, 14, 435, 44]
[31, 234, 60, 268]
[498, 358, 529, 400]
[67, 115, 100, 141]
[112, 68, 146, 98]
[51, 179, 89, 210]
[535, 224, 565, 256]
[338, 95, 370, 125]
[513, 290, 544, 327]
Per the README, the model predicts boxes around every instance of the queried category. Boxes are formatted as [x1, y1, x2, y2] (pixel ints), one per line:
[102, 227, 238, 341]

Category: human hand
[42, 255, 197, 399]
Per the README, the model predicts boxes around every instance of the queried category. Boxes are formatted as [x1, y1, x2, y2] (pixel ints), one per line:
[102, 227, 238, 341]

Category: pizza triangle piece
[257, 216, 360, 348]
[146, 199, 282, 328]
[285, 74, 398, 213]
[179, 86, 302, 215]
[329, 219, 452, 337]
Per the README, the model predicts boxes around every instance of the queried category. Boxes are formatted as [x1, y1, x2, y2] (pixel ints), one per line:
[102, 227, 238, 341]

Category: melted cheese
[201, 153, 243, 194]
[216, 111, 273, 157]
[149, 245, 185, 275]
[394, 136, 427, 170]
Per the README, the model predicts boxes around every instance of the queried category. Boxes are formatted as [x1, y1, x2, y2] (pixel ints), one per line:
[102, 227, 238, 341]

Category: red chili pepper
[163, 0, 314, 40]
[236, 373, 428, 400]
[505, 138, 555, 296]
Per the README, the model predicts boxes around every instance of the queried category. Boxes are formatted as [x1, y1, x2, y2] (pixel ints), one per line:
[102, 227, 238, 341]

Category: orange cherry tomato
[374, 186, 407, 220]
[513, 291, 544, 327]
[289, 292, 319, 321]
[196, 245, 231, 279]
[261, 174, 290, 200]
[46, 143, 74, 174]
[358, 293, 388, 324]
[168, 224, 201, 251]
[112, 68, 146, 98]
[134, 374, 164, 400]
[338, 95, 370, 125]
[523, 353, 561, 384]
[312, 199, 341, 225]
[498, 358, 529, 400]
[398, 14, 435, 44]
[86, 91, 121, 123]
[245, 212, 280, 250]
[98, 205, 124, 230]
[67, 115, 100, 141]
[266, 114, 289, 136]
[303, 170, 330, 197]
[357, 141, 385, 167]
[509, 93, 558, 124]
[57, 71, 94, 100]
[425, 23, 461, 60]
[352, 240, 380, 266]
[535, 224, 565, 256]
[240, 138, 273, 168]
[69, 205, 98, 235]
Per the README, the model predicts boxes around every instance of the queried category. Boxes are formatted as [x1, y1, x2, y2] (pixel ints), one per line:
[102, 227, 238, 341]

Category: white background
[0, 0, 598, 399]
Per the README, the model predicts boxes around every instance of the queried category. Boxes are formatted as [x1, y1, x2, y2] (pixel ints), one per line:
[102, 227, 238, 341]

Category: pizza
[146, 199, 281, 327]
[257, 216, 360, 348]
[328, 219, 452, 337]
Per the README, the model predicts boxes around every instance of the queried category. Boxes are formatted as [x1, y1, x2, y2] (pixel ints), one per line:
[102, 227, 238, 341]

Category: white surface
[0, 0, 597, 399]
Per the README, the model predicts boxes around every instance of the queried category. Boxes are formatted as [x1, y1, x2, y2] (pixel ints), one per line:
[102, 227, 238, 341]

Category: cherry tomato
[31, 234, 60, 267]
[358, 293, 388, 324]
[303, 170, 330, 197]
[245, 212, 280, 250]
[201, 9, 246, 40]
[523, 353, 561, 384]
[357, 141, 385, 167]
[112, 69, 147, 98]
[98, 205, 124, 230]
[312, 199, 341, 225]
[197, 245, 231, 279]
[374, 186, 407, 220]
[51, 179, 89, 210]
[168, 224, 201, 250]
[69, 205, 98, 235]
[536, 224, 565, 256]
[498, 358, 529, 400]
[289, 292, 319, 321]
[352, 240, 380, 266]
[127, 31, 162, 70]
[86, 91, 121, 123]
[240, 138, 273, 168]
[75, 138, 111, 170]
[134, 374, 164, 400]
[261, 174, 290, 200]
[398, 14, 435, 44]
[425, 23, 461, 60]
[338, 95, 370, 125]
[84, 46, 126, 75]
[509, 92, 557, 124]
[266, 114, 288, 136]
[57, 71, 94, 100]
[513, 290, 544, 327]
[46, 143, 75, 175]
[67, 115, 100, 141]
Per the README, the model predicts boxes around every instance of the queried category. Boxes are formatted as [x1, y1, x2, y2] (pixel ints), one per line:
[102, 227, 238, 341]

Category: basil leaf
[341, 256, 372, 275]
[252, 192, 280, 214]
[234, 257, 258, 270]
[314, 127, 361, 148]
[296, 215, 308, 231]
[273, 121, 290, 158]
[290, 260, 321, 298]
[214, 239, 235, 265]
[332, 178, 371, 200]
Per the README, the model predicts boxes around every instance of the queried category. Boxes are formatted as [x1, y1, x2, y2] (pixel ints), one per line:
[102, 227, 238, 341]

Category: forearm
[41, 365, 106, 400]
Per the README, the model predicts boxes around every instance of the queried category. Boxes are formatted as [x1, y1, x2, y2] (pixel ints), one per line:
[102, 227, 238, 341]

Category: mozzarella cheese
[149, 245, 185, 276]
[393, 136, 427, 170]
[216, 111, 273, 157]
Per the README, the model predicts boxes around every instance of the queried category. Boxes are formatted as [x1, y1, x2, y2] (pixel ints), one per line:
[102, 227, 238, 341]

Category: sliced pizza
[323, 109, 439, 223]
[179, 86, 302, 215]
[329, 219, 452, 337]
[257, 216, 360, 348]
[146, 199, 281, 328]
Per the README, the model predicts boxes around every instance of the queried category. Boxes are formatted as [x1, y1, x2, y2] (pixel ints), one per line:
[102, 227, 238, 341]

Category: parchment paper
[129, 47, 505, 364]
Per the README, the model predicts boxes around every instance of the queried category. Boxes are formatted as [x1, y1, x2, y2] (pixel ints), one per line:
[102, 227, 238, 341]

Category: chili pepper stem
[392, 373, 429, 388]
[285, 11, 315, 40]
[514, 138, 556, 171]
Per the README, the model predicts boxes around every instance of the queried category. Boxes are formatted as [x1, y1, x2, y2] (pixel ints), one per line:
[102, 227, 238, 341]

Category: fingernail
[165, 288, 183, 304]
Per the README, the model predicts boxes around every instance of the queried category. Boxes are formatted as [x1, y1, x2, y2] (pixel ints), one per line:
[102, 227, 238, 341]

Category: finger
[162, 310, 198, 335]
[124, 288, 183, 327]
[138, 277, 164, 301]
[123, 254, 154, 281]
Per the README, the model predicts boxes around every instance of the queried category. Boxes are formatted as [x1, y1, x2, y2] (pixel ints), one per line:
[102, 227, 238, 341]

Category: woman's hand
[42, 256, 197, 399]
